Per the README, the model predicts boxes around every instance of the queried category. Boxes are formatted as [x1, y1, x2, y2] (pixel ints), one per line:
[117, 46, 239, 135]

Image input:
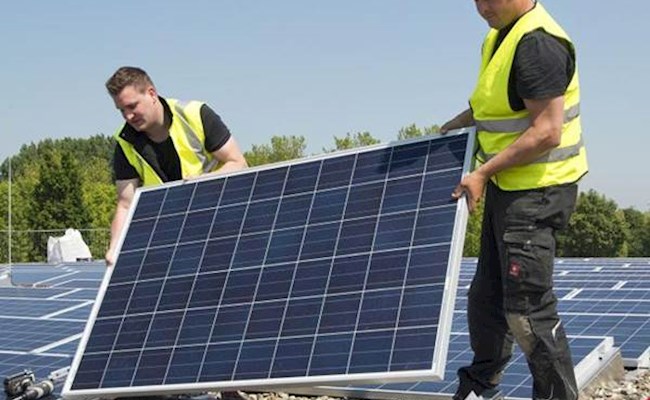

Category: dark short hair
[105, 66, 155, 96]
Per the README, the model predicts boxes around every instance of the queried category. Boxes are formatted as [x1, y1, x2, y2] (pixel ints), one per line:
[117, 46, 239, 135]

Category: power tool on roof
[4, 370, 35, 397]
[3, 366, 69, 400]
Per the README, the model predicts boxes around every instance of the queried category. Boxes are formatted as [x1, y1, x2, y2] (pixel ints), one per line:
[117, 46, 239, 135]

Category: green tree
[2, 141, 116, 262]
[463, 202, 484, 257]
[1, 135, 114, 181]
[397, 123, 440, 140]
[643, 211, 650, 256]
[324, 131, 379, 152]
[26, 149, 92, 260]
[244, 135, 306, 167]
[8, 165, 40, 262]
[0, 182, 7, 263]
[560, 190, 628, 257]
[622, 208, 648, 257]
[80, 157, 115, 256]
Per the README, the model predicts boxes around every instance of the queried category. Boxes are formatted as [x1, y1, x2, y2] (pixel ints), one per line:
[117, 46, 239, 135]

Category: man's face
[112, 84, 158, 132]
[474, 0, 527, 29]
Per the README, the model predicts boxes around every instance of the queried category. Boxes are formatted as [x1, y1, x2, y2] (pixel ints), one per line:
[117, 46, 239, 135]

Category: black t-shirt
[113, 99, 232, 182]
[493, 16, 576, 111]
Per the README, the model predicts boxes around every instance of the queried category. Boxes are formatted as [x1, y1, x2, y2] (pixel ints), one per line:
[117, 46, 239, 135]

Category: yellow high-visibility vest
[115, 98, 219, 186]
[469, 3, 588, 191]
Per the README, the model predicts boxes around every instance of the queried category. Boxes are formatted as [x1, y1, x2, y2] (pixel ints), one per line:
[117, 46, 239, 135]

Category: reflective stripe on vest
[477, 136, 584, 164]
[171, 100, 218, 174]
[475, 103, 581, 133]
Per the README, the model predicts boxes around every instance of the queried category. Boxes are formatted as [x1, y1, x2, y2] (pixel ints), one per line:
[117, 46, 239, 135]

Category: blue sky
[2, 1, 648, 210]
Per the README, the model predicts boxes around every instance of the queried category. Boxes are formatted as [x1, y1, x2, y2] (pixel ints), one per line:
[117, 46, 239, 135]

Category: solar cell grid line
[63, 129, 475, 399]
[263, 159, 334, 378]
[126, 180, 217, 387]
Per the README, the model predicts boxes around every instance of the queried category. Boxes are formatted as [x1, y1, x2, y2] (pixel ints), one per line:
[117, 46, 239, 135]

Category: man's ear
[146, 85, 158, 100]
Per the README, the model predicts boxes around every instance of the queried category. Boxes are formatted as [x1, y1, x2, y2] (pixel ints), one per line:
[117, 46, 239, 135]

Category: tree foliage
[1, 135, 114, 262]
[25, 149, 92, 260]
[622, 208, 648, 257]
[641, 212, 650, 257]
[324, 131, 379, 152]
[244, 135, 306, 167]
[0, 132, 647, 262]
[1, 135, 114, 181]
[397, 123, 440, 140]
[560, 190, 629, 257]
[463, 202, 484, 257]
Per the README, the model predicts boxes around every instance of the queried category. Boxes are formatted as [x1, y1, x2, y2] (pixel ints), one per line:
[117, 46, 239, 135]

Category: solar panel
[10, 262, 105, 288]
[2, 257, 645, 399]
[296, 334, 617, 400]
[63, 130, 475, 399]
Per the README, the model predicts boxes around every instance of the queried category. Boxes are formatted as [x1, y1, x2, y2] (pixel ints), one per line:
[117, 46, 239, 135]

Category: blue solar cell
[388, 141, 429, 178]
[365, 250, 409, 290]
[188, 272, 226, 308]
[301, 223, 339, 259]
[309, 188, 347, 224]
[189, 179, 223, 211]
[150, 214, 185, 246]
[180, 209, 214, 242]
[131, 189, 165, 220]
[169, 242, 205, 276]
[345, 182, 384, 219]
[201, 237, 238, 272]
[328, 255, 369, 294]
[232, 232, 270, 268]
[119, 218, 155, 252]
[160, 183, 193, 215]
[64, 131, 474, 397]
[242, 198, 279, 233]
[285, 161, 320, 195]
[251, 168, 287, 201]
[210, 204, 246, 239]
[382, 175, 424, 214]
[275, 194, 312, 229]
[336, 217, 377, 255]
[374, 212, 417, 251]
[318, 155, 355, 190]
[265, 228, 303, 264]
[221, 174, 255, 206]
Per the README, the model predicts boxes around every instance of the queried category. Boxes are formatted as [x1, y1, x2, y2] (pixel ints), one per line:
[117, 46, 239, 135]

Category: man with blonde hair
[105, 66, 248, 265]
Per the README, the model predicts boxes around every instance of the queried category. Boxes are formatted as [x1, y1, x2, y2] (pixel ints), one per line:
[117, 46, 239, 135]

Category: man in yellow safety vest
[441, 1, 588, 399]
[105, 66, 248, 266]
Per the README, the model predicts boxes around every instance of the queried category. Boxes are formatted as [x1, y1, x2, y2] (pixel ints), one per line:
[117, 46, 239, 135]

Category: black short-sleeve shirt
[493, 8, 576, 111]
[113, 98, 232, 182]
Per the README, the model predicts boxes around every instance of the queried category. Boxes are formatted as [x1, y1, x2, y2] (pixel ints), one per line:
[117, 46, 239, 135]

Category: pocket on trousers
[503, 230, 554, 311]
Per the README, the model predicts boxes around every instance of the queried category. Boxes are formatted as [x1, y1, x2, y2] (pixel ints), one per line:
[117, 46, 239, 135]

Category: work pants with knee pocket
[455, 181, 579, 400]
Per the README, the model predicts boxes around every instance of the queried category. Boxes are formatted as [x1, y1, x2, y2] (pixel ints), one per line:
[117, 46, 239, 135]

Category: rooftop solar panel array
[300, 334, 616, 400]
[63, 131, 475, 399]
[10, 262, 105, 288]
[0, 257, 647, 400]
[548, 259, 650, 368]
[454, 259, 650, 367]
[310, 259, 649, 400]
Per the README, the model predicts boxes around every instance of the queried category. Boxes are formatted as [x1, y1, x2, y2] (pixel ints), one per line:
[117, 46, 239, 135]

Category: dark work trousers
[454, 181, 579, 400]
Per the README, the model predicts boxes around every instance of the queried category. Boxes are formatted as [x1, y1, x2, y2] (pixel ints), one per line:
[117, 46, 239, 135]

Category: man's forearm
[476, 124, 561, 179]
[108, 205, 129, 253]
[477, 96, 564, 179]
[441, 108, 475, 132]
[215, 159, 248, 174]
